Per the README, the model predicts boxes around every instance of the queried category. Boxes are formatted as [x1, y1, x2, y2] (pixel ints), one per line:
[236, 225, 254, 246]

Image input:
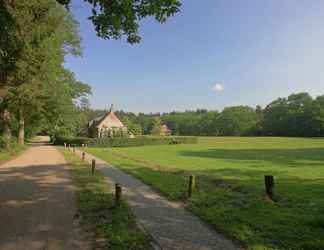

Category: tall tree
[215, 106, 257, 136]
[3, 0, 82, 145]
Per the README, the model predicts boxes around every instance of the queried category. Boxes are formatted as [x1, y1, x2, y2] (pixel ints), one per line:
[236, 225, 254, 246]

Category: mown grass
[85, 137, 324, 250]
[62, 149, 152, 250]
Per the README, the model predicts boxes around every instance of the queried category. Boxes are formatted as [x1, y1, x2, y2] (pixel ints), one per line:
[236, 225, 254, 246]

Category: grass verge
[0, 145, 27, 164]
[62, 149, 152, 250]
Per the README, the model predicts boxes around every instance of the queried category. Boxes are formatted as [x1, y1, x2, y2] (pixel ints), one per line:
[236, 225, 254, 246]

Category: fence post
[73, 146, 76, 155]
[64, 142, 67, 149]
[264, 175, 274, 200]
[91, 159, 96, 175]
[188, 175, 195, 199]
[115, 183, 122, 206]
[82, 152, 86, 162]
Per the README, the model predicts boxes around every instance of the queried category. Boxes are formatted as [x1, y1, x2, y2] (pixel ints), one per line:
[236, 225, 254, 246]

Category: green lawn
[85, 137, 324, 250]
[62, 149, 151, 250]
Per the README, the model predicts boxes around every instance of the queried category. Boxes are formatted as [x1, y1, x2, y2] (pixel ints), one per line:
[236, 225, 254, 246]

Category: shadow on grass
[86, 148, 324, 249]
[122, 165, 324, 249]
[178, 148, 324, 167]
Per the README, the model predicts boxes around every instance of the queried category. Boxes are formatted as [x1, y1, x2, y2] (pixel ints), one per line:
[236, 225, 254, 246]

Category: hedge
[54, 136, 198, 148]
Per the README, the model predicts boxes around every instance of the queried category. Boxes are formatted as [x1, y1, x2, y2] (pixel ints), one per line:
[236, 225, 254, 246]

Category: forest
[85, 92, 324, 138]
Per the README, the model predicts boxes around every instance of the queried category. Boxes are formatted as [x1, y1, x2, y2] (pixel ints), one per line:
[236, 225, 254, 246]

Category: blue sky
[65, 0, 324, 113]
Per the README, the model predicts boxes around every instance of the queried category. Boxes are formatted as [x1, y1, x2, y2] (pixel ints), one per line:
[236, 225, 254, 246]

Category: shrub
[54, 136, 198, 147]
[0, 136, 19, 150]
[0, 136, 4, 149]
[54, 136, 92, 146]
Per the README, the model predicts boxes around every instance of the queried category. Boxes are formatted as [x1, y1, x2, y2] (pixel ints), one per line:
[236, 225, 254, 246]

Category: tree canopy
[57, 0, 181, 44]
[0, 0, 90, 148]
[93, 92, 324, 138]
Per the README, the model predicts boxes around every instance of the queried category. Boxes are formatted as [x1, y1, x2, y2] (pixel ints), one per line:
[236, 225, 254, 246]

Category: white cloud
[211, 82, 225, 92]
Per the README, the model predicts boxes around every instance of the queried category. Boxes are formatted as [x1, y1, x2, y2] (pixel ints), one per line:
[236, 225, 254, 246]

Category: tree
[2, 0, 84, 145]
[56, 0, 181, 44]
[0, 0, 90, 146]
[262, 93, 314, 137]
[215, 106, 257, 136]
[122, 117, 142, 136]
[255, 105, 263, 136]
[150, 117, 162, 136]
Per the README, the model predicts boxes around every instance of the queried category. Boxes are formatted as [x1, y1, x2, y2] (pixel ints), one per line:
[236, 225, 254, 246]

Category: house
[160, 124, 172, 136]
[88, 105, 131, 138]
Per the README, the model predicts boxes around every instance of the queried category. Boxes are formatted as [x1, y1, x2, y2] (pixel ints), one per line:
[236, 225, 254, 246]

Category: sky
[65, 0, 324, 113]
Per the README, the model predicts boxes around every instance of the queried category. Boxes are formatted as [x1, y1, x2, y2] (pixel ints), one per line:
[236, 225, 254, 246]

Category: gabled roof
[161, 124, 171, 132]
[89, 110, 125, 128]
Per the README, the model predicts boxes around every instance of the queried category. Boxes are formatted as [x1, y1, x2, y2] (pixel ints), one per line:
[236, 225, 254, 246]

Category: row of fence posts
[64, 142, 275, 202]
[64, 142, 123, 206]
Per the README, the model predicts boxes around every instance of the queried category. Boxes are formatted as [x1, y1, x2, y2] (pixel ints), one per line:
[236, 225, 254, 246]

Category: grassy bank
[0, 143, 26, 164]
[62, 149, 152, 250]
[85, 137, 324, 250]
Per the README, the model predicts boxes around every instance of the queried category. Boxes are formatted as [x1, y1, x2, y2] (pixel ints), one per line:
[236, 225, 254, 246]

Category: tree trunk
[2, 108, 12, 150]
[18, 109, 25, 146]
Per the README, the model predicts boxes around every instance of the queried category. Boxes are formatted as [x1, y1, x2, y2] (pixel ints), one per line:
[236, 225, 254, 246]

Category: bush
[54, 136, 92, 146]
[54, 136, 198, 147]
[0, 136, 19, 150]
[0, 136, 4, 149]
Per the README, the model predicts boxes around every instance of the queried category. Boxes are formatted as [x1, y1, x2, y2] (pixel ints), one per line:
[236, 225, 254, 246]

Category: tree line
[85, 92, 324, 138]
[0, 0, 181, 149]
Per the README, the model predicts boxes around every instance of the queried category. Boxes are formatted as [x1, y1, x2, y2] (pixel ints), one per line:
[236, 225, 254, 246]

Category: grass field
[85, 137, 324, 250]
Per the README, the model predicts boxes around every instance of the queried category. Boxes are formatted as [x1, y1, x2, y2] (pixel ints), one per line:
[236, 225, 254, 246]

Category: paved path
[0, 144, 90, 250]
[77, 149, 242, 250]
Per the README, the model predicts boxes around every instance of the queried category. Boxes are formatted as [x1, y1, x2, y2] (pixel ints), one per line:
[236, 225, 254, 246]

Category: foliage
[57, 0, 181, 44]
[62, 149, 151, 249]
[121, 117, 142, 136]
[86, 137, 324, 250]
[0, 0, 91, 143]
[150, 117, 162, 136]
[106, 92, 324, 138]
[215, 106, 257, 136]
[0, 136, 26, 162]
[262, 93, 324, 137]
[54, 135, 198, 147]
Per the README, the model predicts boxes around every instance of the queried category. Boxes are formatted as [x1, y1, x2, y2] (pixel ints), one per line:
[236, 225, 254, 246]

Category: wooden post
[68, 144, 71, 151]
[115, 183, 122, 206]
[91, 159, 96, 175]
[82, 152, 86, 162]
[64, 142, 67, 149]
[264, 175, 274, 200]
[188, 175, 195, 199]
[73, 146, 76, 155]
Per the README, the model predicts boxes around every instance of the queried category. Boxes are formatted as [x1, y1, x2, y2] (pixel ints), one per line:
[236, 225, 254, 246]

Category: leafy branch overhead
[57, 0, 182, 44]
